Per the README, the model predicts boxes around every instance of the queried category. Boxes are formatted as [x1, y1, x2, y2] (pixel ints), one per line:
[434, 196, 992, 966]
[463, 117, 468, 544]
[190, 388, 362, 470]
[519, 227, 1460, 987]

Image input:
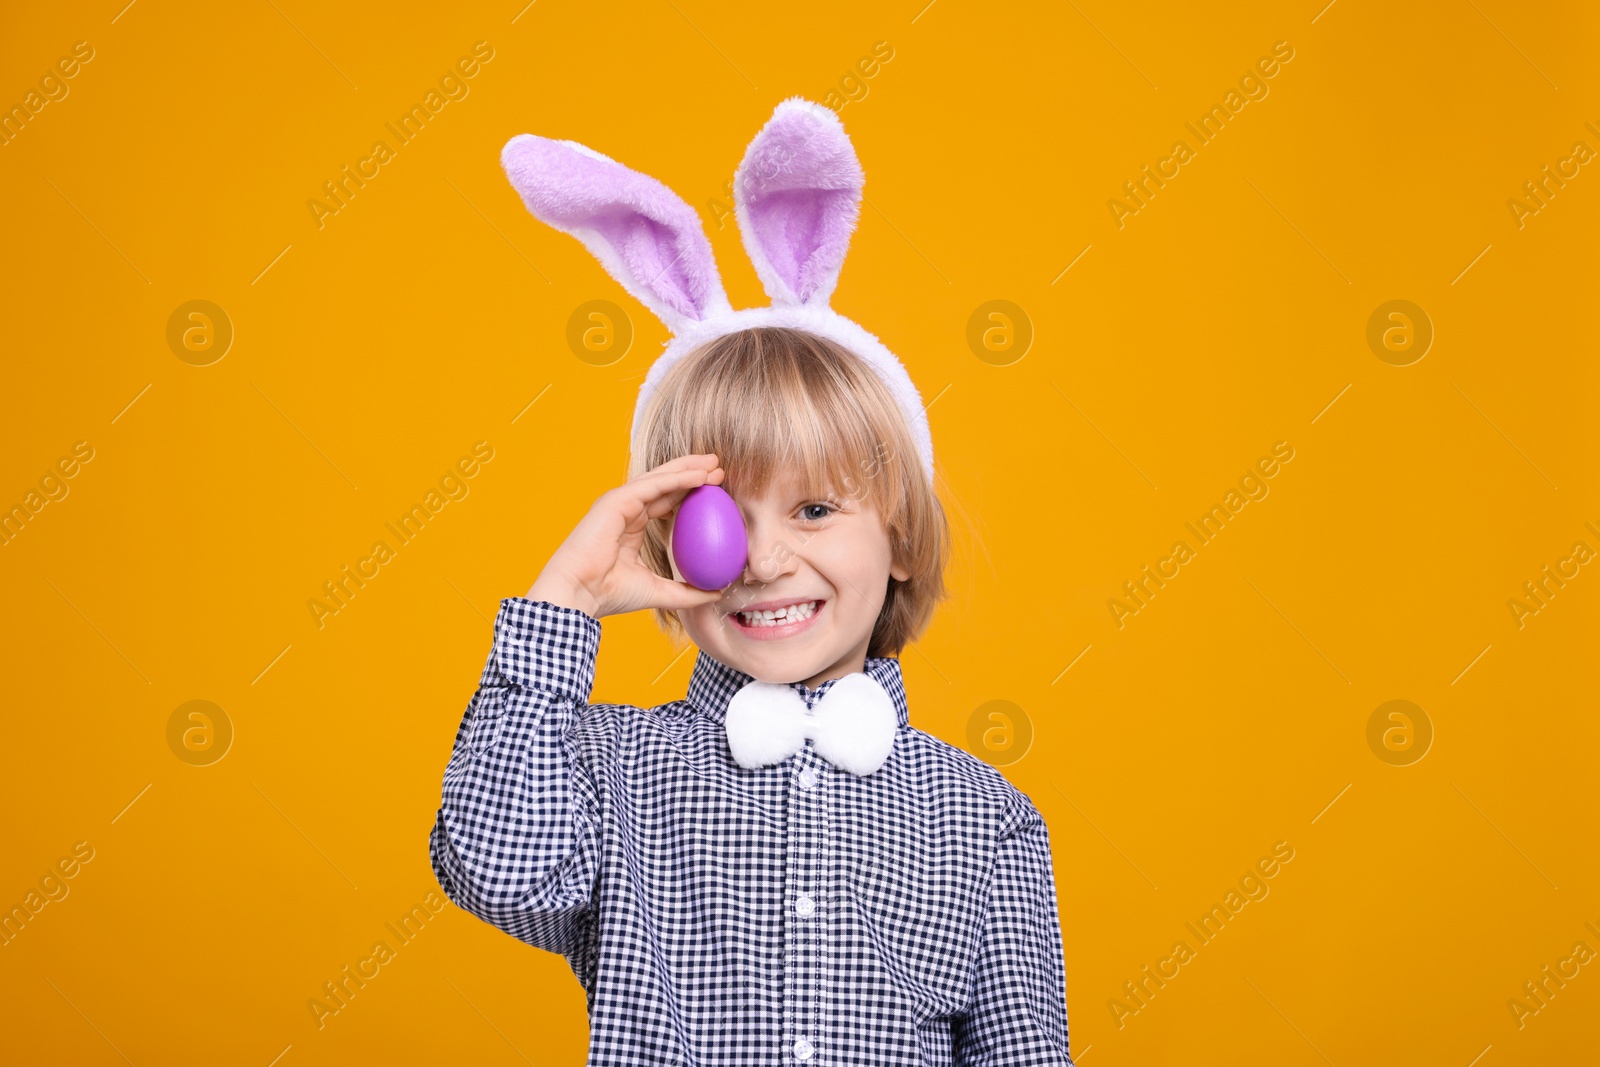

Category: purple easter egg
[672, 484, 748, 591]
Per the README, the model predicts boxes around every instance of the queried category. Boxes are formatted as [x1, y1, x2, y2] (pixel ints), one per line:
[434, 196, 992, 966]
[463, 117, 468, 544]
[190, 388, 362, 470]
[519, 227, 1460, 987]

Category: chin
[728, 647, 818, 685]
[706, 638, 822, 687]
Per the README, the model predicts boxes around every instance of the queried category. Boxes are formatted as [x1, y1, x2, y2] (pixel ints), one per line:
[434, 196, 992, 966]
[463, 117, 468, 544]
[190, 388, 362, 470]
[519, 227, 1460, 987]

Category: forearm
[953, 794, 1075, 1065]
[429, 597, 607, 953]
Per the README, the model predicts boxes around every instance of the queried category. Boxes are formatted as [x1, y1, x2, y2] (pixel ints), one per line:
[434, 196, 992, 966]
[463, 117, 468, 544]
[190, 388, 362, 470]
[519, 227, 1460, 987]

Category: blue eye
[800, 502, 835, 522]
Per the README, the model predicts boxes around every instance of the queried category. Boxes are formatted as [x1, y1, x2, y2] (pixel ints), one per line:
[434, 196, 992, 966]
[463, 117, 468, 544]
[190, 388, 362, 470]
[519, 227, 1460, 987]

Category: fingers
[633, 453, 720, 483]
[622, 457, 725, 520]
[624, 456, 720, 499]
[644, 477, 719, 521]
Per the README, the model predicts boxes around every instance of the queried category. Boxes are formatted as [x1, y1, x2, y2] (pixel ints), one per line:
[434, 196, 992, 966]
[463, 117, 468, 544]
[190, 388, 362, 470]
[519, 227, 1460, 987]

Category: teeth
[737, 600, 819, 627]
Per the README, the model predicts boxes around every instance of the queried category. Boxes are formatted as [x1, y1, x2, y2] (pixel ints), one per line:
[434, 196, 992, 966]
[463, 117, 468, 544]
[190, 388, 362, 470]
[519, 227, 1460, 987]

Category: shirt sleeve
[952, 791, 1075, 1066]
[428, 596, 608, 956]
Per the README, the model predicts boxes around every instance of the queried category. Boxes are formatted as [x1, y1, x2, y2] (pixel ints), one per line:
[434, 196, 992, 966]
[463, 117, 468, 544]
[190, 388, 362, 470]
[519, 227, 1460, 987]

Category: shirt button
[798, 767, 818, 790]
[796, 893, 815, 918]
[794, 1036, 815, 1060]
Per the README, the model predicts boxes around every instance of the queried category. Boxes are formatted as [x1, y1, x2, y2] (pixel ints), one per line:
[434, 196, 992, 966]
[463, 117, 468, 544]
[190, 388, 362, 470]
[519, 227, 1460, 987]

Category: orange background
[2, 1, 1596, 1064]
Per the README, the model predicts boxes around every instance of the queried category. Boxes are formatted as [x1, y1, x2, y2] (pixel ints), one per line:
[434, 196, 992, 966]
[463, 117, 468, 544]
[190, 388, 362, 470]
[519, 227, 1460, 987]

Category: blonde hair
[630, 327, 951, 658]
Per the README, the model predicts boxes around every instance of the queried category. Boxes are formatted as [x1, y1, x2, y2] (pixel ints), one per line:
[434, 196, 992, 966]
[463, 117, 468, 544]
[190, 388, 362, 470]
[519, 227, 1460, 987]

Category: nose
[740, 509, 798, 586]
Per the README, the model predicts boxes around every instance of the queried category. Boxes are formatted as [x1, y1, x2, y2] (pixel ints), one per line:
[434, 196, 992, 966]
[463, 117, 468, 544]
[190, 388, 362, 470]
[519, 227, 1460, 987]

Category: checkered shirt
[430, 597, 1074, 1065]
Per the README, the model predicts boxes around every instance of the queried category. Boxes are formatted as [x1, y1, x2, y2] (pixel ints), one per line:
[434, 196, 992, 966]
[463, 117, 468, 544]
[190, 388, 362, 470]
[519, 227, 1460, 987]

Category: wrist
[526, 576, 601, 618]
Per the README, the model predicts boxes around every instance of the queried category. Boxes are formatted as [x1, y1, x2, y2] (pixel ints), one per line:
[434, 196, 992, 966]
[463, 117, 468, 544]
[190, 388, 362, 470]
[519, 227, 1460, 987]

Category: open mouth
[727, 599, 825, 639]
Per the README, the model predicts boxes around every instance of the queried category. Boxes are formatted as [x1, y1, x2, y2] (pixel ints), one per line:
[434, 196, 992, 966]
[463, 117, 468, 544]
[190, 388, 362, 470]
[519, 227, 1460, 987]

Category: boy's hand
[526, 454, 731, 620]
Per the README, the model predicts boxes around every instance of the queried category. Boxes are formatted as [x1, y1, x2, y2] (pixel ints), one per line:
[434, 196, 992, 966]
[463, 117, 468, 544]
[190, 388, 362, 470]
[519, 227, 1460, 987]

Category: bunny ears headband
[499, 96, 936, 485]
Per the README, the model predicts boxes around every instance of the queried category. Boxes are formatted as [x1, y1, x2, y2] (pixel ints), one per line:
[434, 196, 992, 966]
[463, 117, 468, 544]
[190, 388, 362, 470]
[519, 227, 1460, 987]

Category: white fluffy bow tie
[723, 673, 898, 776]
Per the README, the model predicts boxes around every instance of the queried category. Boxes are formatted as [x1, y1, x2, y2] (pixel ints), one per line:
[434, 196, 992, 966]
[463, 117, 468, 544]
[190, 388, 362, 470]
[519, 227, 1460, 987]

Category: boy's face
[671, 467, 910, 690]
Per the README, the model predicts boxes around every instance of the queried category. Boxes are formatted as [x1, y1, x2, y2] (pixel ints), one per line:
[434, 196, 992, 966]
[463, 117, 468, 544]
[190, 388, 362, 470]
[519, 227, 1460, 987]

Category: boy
[430, 99, 1073, 1066]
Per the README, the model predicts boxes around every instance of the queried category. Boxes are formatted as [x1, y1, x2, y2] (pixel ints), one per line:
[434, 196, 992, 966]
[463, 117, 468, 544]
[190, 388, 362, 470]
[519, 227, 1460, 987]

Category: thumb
[652, 576, 728, 612]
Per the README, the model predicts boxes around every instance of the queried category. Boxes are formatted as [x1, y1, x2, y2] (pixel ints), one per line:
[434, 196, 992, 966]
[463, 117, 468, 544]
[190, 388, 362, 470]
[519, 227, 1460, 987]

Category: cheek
[827, 527, 896, 597]
[695, 609, 741, 650]
[680, 601, 719, 635]
[857, 521, 897, 572]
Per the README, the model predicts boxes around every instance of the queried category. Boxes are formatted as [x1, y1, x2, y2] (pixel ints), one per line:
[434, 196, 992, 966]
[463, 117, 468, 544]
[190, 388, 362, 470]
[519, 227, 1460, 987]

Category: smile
[727, 599, 824, 639]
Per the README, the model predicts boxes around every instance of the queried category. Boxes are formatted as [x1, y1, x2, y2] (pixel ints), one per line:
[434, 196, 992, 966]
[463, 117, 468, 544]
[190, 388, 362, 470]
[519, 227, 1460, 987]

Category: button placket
[786, 740, 825, 1064]
[787, 687, 838, 1062]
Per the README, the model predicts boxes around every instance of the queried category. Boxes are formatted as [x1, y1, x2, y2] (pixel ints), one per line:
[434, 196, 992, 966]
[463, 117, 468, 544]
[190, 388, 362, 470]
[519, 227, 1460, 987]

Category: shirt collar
[686, 649, 910, 729]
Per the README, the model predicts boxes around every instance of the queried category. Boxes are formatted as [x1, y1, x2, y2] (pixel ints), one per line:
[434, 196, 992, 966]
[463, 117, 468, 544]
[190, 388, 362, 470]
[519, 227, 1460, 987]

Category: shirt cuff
[485, 596, 602, 701]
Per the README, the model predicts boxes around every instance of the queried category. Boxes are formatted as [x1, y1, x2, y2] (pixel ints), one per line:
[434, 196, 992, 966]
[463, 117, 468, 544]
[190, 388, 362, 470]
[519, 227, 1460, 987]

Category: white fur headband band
[499, 96, 937, 486]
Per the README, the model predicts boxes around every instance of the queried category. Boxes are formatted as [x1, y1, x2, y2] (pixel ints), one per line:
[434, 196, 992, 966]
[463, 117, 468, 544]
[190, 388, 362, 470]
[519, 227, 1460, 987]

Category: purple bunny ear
[501, 134, 731, 332]
[734, 98, 865, 307]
